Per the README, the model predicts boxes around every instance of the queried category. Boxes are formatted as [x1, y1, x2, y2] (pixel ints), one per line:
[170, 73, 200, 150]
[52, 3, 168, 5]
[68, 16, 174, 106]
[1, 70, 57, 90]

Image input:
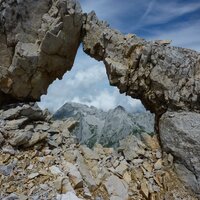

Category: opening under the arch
[38, 47, 145, 114]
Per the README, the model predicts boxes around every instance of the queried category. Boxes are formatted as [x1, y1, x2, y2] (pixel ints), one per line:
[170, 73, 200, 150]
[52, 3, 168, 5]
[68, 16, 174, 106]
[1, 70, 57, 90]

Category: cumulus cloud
[38, 48, 144, 113]
[71, 90, 117, 111]
[62, 65, 105, 89]
[70, 90, 145, 112]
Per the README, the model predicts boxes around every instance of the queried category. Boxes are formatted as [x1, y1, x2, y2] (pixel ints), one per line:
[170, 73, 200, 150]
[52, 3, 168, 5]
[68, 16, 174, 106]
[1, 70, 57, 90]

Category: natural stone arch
[1, 0, 200, 116]
[1, 0, 200, 193]
[0, 0, 200, 116]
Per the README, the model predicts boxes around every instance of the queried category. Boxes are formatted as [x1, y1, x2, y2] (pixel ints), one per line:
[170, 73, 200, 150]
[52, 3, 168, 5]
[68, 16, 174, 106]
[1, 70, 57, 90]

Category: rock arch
[0, 0, 200, 193]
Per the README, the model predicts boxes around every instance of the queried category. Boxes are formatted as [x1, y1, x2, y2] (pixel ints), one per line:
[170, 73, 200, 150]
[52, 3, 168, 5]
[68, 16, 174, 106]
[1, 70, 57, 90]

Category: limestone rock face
[53, 102, 154, 148]
[0, 0, 82, 104]
[159, 112, 200, 194]
[82, 12, 200, 115]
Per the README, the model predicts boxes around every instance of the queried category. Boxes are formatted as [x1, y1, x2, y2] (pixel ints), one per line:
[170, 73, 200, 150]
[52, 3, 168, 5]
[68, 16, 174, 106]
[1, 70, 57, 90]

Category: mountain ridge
[53, 102, 155, 147]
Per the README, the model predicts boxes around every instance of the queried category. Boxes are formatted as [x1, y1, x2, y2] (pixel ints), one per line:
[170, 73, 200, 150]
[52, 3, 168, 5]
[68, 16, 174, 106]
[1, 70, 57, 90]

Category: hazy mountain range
[53, 102, 154, 147]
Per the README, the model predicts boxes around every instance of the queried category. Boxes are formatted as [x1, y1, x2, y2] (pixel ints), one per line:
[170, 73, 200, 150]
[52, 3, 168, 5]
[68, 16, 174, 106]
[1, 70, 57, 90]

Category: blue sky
[38, 0, 200, 113]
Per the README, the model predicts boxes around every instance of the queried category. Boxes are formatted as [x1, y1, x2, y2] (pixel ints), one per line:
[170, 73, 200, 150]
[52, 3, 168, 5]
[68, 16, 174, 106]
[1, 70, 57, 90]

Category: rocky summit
[0, 103, 198, 200]
[53, 102, 154, 148]
[0, 0, 200, 198]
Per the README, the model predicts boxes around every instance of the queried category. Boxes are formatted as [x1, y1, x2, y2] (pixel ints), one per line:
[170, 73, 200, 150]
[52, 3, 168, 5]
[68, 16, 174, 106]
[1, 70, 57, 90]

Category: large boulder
[159, 111, 200, 194]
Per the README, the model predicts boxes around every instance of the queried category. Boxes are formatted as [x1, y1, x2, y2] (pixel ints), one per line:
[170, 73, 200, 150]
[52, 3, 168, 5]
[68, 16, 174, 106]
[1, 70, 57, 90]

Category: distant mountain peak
[112, 105, 127, 112]
[113, 105, 126, 111]
[53, 102, 155, 148]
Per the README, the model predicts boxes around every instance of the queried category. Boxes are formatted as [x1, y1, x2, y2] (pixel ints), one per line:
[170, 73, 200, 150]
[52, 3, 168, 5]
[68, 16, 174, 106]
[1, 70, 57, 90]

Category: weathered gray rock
[63, 161, 83, 189]
[0, 0, 82, 104]
[1, 193, 20, 200]
[79, 145, 100, 160]
[159, 111, 200, 194]
[119, 135, 146, 161]
[4, 117, 28, 130]
[82, 12, 200, 115]
[2, 145, 15, 155]
[53, 102, 154, 147]
[76, 151, 97, 191]
[9, 131, 33, 146]
[56, 192, 83, 200]
[0, 103, 47, 121]
[0, 161, 16, 176]
[104, 175, 129, 200]
[175, 163, 200, 193]
[0, 103, 52, 149]
[24, 132, 48, 147]
[0, 132, 4, 145]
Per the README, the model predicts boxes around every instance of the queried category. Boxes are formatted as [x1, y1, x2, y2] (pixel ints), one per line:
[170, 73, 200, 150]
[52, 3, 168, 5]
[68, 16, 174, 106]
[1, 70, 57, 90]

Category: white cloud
[141, 1, 200, 26]
[63, 65, 105, 88]
[147, 20, 200, 51]
[71, 90, 117, 111]
[80, 0, 200, 33]
[69, 89, 145, 112]
[127, 97, 145, 112]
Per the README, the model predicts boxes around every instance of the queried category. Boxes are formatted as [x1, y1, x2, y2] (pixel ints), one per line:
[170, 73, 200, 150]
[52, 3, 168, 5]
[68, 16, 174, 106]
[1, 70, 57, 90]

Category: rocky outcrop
[1, 0, 200, 195]
[0, 0, 82, 104]
[53, 102, 154, 147]
[0, 103, 198, 199]
[159, 112, 200, 194]
[82, 12, 200, 115]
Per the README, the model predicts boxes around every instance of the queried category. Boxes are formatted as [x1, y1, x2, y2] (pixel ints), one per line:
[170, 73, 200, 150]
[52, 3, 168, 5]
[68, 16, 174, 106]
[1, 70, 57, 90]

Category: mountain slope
[53, 102, 155, 147]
